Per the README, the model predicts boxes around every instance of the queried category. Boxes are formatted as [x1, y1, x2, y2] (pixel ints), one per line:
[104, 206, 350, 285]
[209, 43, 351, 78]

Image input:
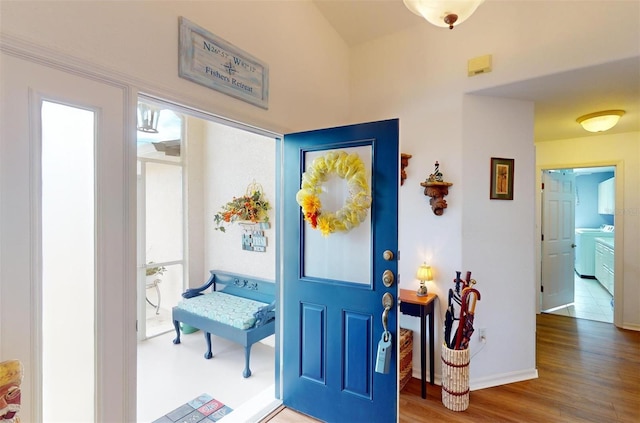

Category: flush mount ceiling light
[403, 0, 485, 29]
[576, 110, 625, 133]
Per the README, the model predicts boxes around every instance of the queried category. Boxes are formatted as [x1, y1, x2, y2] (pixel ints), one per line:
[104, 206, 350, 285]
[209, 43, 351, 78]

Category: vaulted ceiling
[313, 0, 639, 142]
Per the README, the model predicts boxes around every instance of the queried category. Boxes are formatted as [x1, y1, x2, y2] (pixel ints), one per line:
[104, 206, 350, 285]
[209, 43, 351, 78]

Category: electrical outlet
[478, 328, 487, 342]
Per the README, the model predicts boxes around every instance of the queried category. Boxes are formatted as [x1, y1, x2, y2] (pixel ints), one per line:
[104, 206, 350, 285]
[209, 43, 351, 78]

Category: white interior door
[541, 170, 576, 310]
[0, 52, 135, 421]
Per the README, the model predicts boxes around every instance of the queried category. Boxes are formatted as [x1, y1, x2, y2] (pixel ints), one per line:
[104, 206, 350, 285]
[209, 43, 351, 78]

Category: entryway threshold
[221, 384, 280, 423]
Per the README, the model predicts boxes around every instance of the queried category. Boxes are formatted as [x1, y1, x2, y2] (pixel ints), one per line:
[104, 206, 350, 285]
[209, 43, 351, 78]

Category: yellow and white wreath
[296, 151, 372, 237]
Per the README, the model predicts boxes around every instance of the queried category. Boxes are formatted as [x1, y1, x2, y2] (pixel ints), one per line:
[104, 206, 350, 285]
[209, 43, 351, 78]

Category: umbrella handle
[465, 289, 481, 314]
[454, 292, 469, 349]
[464, 271, 472, 287]
[455, 288, 481, 349]
[469, 293, 479, 314]
[460, 288, 481, 305]
[454, 314, 465, 349]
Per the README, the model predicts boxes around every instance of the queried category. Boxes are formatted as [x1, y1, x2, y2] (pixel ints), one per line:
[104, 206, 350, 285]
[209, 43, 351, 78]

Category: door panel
[282, 119, 398, 422]
[300, 303, 326, 382]
[541, 170, 576, 310]
[0, 52, 133, 422]
[343, 311, 372, 398]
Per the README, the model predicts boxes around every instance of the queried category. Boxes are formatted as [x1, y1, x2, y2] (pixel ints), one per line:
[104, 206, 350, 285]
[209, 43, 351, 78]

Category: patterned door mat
[152, 393, 233, 422]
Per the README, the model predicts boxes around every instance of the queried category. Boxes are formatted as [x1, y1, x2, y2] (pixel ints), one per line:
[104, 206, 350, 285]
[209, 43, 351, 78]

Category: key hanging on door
[375, 330, 393, 374]
[376, 293, 394, 374]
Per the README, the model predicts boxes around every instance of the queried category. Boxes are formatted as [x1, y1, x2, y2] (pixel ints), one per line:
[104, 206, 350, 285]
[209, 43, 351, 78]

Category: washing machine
[575, 225, 614, 278]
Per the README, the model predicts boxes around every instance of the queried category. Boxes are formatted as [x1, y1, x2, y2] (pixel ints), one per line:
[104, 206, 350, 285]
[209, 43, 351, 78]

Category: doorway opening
[137, 99, 186, 339]
[135, 96, 279, 422]
[541, 166, 615, 324]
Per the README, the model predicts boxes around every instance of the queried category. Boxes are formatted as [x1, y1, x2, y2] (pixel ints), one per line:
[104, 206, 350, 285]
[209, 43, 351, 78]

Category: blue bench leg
[243, 345, 252, 378]
[204, 332, 213, 359]
[172, 320, 181, 344]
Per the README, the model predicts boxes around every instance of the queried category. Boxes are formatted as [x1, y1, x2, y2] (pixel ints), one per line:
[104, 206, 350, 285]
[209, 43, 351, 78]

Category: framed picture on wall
[490, 157, 514, 200]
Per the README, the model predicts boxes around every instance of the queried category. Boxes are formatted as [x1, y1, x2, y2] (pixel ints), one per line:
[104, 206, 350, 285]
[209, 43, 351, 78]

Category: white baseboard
[411, 369, 442, 387]
[411, 368, 538, 391]
[470, 369, 538, 390]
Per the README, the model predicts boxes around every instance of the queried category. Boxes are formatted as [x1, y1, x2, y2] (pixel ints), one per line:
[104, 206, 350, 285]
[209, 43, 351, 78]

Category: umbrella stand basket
[441, 343, 470, 411]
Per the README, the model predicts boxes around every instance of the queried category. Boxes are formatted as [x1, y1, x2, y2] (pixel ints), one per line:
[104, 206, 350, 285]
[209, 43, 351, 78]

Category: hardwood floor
[262, 406, 321, 423]
[264, 314, 640, 422]
[400, 313, 640, 423]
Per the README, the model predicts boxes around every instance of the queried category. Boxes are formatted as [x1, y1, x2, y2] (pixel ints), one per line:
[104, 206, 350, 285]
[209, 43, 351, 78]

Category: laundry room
[574, 166, 615, 284]
[542, 166, 616, 323]
[574, 166, 616, 322]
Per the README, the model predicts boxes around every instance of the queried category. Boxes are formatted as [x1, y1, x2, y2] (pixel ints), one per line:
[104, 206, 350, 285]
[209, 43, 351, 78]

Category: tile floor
[138, 288, 279, 422]
[145, 303, 174, 338]
[137, 272, 612, 422]
[137, 330, 276, 422]
[544, 273, 613, 323]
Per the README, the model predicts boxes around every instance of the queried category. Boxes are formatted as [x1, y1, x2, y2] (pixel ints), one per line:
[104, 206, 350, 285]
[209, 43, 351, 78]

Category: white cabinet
[598, 177, 615, 215]
[594, 237, 614, 295]
[574, 228, 613, 277]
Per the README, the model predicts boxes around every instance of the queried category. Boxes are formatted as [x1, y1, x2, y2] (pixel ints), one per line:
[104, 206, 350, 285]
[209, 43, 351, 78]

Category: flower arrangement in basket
[213, 181, 271, 232]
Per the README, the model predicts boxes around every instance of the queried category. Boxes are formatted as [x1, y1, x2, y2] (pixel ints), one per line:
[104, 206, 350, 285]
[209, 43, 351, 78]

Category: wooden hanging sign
[179, 17, 269, 109]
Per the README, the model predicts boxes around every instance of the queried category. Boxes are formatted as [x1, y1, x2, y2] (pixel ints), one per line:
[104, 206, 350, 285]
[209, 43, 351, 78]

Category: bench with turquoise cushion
[172, 270, 276, 378]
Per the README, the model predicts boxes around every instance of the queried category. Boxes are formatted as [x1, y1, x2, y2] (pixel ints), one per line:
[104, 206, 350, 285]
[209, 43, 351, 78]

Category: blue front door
[281, 119, 399, 422]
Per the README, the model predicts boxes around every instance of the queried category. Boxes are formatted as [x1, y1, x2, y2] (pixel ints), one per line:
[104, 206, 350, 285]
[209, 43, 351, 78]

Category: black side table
[399, 289, 436, 399]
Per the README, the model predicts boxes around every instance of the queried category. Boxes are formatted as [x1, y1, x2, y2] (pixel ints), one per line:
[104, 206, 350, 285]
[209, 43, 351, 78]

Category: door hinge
[541, 285, 544, 293]
[541, 182, 544, 190]
[541, 233, 544, 241]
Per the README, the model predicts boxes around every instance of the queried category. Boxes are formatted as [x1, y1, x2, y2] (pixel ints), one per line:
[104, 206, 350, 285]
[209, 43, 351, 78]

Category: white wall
[536, 131, 640, 330]
[0, 0, 352, 133]
[462, 95, 537, 384]
[204, 122, 276, 281]
[185, 115, 276, 285]
[349, 0, 639, 386]
[186, 116, 207, 285]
